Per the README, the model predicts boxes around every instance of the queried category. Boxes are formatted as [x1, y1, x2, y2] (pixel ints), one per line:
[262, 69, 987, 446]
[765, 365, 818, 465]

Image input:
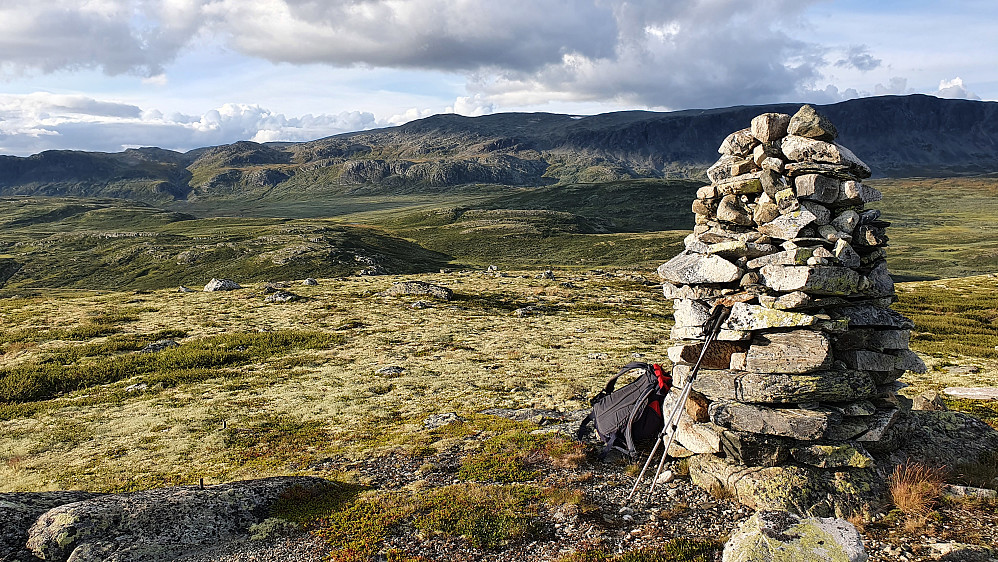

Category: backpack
[577, 361, 672, 459]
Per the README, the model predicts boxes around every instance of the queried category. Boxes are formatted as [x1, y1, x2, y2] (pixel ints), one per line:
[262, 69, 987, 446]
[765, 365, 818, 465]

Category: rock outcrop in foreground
[14, 476, 327, 562]
[657, 105, 998, 516]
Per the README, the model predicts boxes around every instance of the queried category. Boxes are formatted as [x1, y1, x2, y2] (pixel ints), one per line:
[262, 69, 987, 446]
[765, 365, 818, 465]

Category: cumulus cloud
[0, 94, 383, 155]
[0, 1, 202, 76]
[1, 0, 828, 110]
[834, 45, 882, 72]
[874, 77, 915, 96]
[934, 77, 981, 100]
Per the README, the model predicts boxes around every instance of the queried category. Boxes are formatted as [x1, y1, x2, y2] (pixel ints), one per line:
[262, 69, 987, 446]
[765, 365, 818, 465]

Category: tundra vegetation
[0, 177, 996, 558]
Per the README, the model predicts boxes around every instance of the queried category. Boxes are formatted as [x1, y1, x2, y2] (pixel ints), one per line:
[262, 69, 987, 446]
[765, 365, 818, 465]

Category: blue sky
[0, 0, 993, 156]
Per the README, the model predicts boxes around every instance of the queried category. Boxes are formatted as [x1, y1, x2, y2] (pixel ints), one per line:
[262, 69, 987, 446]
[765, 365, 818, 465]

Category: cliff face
[1, 94, 996, 203]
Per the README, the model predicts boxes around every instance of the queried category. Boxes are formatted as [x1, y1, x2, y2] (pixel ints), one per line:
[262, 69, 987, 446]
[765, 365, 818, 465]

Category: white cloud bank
[0, 92, 499, 155]
[0, 93, 385, 155]
[0, 1, 991, 155]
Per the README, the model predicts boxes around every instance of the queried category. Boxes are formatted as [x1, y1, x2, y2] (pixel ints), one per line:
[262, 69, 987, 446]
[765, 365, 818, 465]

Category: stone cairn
[656, 105, 926, 517]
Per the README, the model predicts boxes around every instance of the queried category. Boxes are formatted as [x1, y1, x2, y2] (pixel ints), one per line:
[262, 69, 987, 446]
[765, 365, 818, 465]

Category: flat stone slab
[836, 305, 915, 329]
[689, 455, 882, 516]
[658, 251, 743, 284]
[722, 301, 818, 331]
[709, 401, 835, 440]
[673, 366, 877, 404]
[943, 387, 998, 400]
[760, 264, 862, 295]
[744, 329, 832, 374]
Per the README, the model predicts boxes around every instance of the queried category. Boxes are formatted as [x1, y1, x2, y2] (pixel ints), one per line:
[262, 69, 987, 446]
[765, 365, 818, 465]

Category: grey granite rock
[780, 135, 871, 178]
[673, 366, 877, 404]
[27, 477, 330, 562]
[722, 510, 868, 562]
[794, 174, 840, 204]
[380, 280, 454, 300]
[758, 208, 818, 240]
[709, 401, 835, 440]
[657, 251, 743, 284]
[203, 278, 241, 292]
[719, 128, 759, 157]
[750, 113, 792, 143]
[787, 105, 839, 142]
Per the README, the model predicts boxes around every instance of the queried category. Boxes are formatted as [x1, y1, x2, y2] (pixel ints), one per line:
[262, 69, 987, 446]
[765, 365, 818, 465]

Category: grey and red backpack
[577, 362, 672, 459]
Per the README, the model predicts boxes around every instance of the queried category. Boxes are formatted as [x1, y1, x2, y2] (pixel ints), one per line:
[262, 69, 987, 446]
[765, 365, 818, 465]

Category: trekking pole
[625, 303, 731, 503]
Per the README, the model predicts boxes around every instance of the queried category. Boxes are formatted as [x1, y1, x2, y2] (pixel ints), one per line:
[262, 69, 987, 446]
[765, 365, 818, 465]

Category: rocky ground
[175, 412, 998, 562]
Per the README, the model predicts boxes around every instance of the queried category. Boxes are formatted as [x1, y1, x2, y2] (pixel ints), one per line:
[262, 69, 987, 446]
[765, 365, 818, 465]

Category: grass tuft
[888, 462, 945, 516]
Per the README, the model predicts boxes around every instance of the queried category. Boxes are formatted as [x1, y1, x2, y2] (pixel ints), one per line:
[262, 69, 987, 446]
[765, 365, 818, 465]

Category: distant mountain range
[1, 94, 996, 204]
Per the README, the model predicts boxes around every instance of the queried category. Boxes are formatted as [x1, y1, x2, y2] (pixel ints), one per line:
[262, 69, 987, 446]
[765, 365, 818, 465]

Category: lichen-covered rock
[379, 280, 453, 300]
[757, 208, 818, 240]
[878, 410, 998, 469]
[27, 476, 330, 562]
[674, 366, 876, 404]
[722, 510, 868, 562]
[1, 491, 103, 562]
[760, 264, 862, 295]
[791, 443, 875, 469]
[719, 128, 759, 157]
[657, 251, 742, 284]
[722, 302, 818, 331]
[717, 172, 764, 195]
[780, 135, 871, 179]
[203, 278, 241, 292]
[264, 290, 301, 303]
[787, 104, 839, 142]
[709, 401, 834, 440]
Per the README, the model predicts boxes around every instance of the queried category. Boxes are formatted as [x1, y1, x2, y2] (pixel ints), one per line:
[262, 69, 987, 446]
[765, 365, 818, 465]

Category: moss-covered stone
[722, 510, 867, 562]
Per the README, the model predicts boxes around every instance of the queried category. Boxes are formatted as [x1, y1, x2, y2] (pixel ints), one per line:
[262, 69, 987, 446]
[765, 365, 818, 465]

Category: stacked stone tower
[657, 105, 926, 516]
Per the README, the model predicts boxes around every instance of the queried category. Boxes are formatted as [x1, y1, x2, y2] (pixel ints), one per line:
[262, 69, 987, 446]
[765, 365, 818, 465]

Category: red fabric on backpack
[648, 399, 662, 416]
[652, 363, 672, 392]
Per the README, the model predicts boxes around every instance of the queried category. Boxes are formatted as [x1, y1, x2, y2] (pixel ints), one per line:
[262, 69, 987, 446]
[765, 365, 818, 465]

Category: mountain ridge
[1, 94, 996, 204]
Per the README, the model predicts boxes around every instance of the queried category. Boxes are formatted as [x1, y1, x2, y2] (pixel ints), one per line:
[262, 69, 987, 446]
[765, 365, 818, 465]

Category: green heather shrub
[955, 450, 998, 489]
[314, 492, 412, 562]
[271, 482, 366, 524]
[0, 330, 342, 406]
[458, 431, 545, 482]
[412, 484, 541, 549]
[223, 413, 334, 467]
[313, 483, 542, 559]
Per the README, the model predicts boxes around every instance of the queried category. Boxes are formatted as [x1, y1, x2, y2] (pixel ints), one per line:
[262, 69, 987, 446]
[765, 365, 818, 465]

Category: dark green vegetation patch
[0, 330, 341, 408]
[894, 275, 998, 359]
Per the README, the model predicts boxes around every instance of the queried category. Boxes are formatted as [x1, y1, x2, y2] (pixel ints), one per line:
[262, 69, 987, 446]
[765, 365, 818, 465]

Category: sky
[0, 0, 994, 156]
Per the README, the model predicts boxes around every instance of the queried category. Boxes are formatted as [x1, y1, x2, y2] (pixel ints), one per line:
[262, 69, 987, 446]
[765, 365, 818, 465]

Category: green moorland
[0, 176, 996, 557]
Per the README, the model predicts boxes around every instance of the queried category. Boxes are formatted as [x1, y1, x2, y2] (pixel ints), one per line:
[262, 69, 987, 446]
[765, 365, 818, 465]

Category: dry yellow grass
[888, 462, 945, 516]
[0, 269, 671, 492]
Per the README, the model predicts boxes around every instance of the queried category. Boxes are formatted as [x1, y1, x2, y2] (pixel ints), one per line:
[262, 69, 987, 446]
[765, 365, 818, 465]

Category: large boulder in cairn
[657, 251, 742, 285]
[722, 510, 868, 562]
[203, 278, 241, 292]
[787, 104, 839, 141]
[379, 280, 454, 300]
[26, 476, 329, 562]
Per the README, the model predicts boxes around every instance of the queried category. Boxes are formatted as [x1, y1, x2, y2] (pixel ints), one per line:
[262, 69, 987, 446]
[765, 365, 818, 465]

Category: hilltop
[1, 95, 997, 206]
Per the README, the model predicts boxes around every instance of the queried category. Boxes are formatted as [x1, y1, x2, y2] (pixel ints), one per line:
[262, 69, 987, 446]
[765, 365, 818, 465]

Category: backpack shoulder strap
[588, 362, 650, 405]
